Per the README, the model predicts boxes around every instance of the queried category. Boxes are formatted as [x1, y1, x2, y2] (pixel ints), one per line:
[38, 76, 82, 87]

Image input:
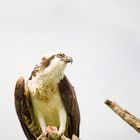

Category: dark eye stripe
[29, 55, 56, 80]
[42, 59, 50, 68]
[49, 55, 55, 60]
[41, 55, 55, 68]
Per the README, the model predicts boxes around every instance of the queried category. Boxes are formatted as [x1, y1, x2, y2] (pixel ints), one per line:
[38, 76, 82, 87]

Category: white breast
[27, 74, 67, 133]
[31, 89, 65, 127]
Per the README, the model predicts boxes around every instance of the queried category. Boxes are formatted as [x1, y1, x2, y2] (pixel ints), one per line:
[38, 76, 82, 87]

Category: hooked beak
[61, 56, 73, 64]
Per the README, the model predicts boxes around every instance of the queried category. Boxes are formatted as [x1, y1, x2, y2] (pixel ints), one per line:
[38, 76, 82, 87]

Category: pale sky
[0, 0, 140, 140]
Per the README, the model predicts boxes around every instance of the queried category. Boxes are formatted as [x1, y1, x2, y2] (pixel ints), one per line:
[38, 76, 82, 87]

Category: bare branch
[105, 99, 140, 133]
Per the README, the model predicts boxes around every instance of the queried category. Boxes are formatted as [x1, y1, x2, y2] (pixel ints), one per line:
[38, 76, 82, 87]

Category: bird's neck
[27, 70, 65, 97]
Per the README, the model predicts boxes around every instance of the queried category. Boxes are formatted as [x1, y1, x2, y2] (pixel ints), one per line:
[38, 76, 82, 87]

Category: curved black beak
[62, 56, 73, 64]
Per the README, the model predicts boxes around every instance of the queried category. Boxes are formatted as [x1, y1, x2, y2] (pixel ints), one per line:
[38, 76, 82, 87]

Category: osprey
[14, 53, 80, 140]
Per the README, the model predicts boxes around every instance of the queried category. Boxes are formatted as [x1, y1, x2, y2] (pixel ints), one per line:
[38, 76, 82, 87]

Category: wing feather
[58, 76, 80, 138]
[14, 77, 41, 140]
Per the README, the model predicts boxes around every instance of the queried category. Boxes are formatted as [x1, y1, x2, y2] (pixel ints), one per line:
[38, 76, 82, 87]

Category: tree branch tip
[104, 99, 113, 105]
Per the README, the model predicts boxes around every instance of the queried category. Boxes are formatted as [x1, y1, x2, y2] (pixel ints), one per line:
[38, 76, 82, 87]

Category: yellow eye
[56, 53, 65, 58]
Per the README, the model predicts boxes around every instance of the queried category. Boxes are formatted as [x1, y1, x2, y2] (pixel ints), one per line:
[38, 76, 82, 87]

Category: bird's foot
[45, 126, 61, 140]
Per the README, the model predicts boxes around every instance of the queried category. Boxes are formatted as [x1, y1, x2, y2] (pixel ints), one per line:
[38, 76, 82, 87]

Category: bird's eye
[56, 53, 65, 58]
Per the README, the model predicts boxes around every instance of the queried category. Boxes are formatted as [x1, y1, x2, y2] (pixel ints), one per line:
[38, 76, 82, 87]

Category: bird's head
[29, 53, 73, 81]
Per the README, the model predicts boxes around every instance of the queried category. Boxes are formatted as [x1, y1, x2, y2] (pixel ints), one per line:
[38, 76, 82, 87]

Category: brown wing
[58, 75, 80, 138]
[14, 77, 41, 140]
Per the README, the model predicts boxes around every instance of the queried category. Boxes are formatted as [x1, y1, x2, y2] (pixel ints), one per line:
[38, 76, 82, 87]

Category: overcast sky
[0, 0, 140, 140]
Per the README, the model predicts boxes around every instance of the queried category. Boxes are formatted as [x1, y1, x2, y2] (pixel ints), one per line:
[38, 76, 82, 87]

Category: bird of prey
[14, 53, 80, 140]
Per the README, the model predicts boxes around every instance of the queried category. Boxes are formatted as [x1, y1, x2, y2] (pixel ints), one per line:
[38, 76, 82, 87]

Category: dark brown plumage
[58, 76, 80, 138]
[14, 77, 41, 140]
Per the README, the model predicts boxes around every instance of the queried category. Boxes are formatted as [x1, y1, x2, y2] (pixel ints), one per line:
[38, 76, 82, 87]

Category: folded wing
[58, 76, 80, 138]
[14, 77, 41, 140]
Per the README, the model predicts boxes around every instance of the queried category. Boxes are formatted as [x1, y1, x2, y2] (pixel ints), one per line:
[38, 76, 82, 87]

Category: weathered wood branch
[105, 99, 140, 133]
